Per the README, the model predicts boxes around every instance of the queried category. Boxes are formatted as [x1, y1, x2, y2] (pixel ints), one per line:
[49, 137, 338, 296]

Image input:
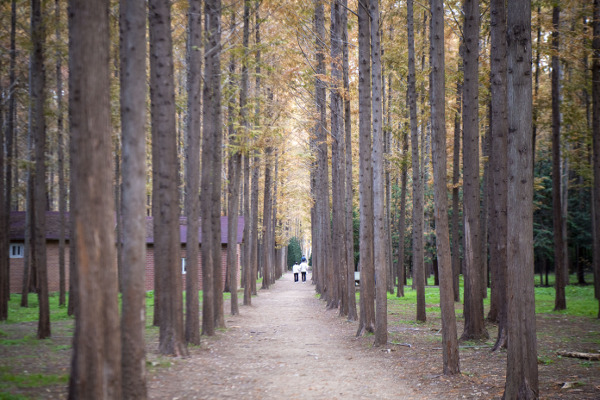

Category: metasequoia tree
[185, 0, 202, 345]
[593, 0, 600, 318]
[56, 0, 67, 308]
[31, 0, 50, 340]
[149, 0, 188, 356]
[551, 5, 566, 311]
[330, 0, 347, 316]
[2, 0, 18, 318]
[451, 46, 462, 303]
[429, 0, 460, 375]
[0, 65, 6, 321]
[370, 0, 387, 346]
[342, 0, 358, 321]
[314, 0, 333, 306]
[67, 0, 122, 396]
[504, 0, 539, 396]
[261, 138, 274, 289]
[356, 0, 375, 335]
[407, 0, 425, 323]
[226, 7, 242, 316]
[241, 0, 252, 306]
[210, 0, 225, 330]
[396, 112, 409, 298]
[461, 0, 487, 341]
[202, 0, 224, 333]
[119, 0, 148, 395]
[250, 2, 261, 297]
[488, 0, 508, 351]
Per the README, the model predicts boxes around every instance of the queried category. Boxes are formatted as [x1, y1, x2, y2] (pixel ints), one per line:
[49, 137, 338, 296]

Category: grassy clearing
[391, 273, 597, 318]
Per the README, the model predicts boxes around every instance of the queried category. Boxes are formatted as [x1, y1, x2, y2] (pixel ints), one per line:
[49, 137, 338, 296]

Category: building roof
[9, 211, 69, 241]
[9, 211, 244, 245]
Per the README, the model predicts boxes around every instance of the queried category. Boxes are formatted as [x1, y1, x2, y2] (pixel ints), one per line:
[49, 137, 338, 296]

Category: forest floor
[1, 272, 600, 399]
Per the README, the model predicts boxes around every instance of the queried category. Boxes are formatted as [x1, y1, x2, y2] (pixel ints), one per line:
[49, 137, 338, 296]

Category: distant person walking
[300, 257, 308, 282]
[292, 263, 300, 282]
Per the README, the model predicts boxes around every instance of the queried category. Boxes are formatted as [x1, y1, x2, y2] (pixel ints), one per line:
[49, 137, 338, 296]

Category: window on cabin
[10, 244, 24, 258]
[182, 258, 186, 274]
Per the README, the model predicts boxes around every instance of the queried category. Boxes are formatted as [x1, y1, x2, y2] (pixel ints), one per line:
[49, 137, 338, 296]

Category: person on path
[292, 263, 300, 282]
[300, 259, 308, 282]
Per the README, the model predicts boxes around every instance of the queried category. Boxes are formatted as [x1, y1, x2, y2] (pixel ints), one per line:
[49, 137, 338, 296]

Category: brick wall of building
[9, 241, 239, 294]
[9, 241, 70, 293]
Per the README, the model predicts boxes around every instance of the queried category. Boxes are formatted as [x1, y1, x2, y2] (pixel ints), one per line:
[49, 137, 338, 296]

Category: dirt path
[148, 272, 420, 399]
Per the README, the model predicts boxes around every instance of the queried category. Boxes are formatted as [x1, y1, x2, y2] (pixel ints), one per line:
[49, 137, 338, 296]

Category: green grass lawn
[391, 273, 597, 318]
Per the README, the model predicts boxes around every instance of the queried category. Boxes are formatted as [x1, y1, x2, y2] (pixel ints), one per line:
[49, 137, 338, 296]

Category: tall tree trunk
[552, 5, 567, 311]
[7, 0, 17, 214]
[331, 0, 347, 316]
[241, 0, 252, 307]
[67, 0, 122, 395]
[451, 45, 463, 303]
[504, 0, 539, 396]
[461, 0, 487, 341]
[488, 0, 508, 351]
[3, 0, 18, 311]
[201, 0, 223, 335]
[370, 0, 387, 347]
[119, 0, 149, 395]
[250, 2, 261, 297]
[0, 63, 6, 321]
[31, 0, 50, 340]
[55, 0, 66, 308]
[342, 0, 358, 321]
[67, 136, 77, 317]
[430, 0, 460, 374]
[533, 5, 541, 172]
[592, 0, 600, 318]
[149, 0, 188, 356]
[356, 0, 375, 335]
[314, 0, 333, 307]
[481, 113, 489, 299]
[261, 144, 273, 289]
[397, 122, 408, 298]
[407, 0, 426, 323]
[209, 0, 224, 331]
[226, 8, 241, 316]
[185, 0, 202, 345]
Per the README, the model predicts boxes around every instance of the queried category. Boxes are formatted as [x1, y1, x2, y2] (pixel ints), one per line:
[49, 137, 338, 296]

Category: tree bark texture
[201, 0, 223, 335]
[31, 0, 50, 340]
[314, 0, 333, 307]
[370, 0, 387, 347]
[342, 0, 358, 321]
[407, 0, 426, 322]
[356, 0, 375, 335]
[397, 124, 408, 298]
[184, 0, 202, 345]
[461, 0, 487, 341]
[241, 0, 252, 307]
[56, 0, 67, 308]
[149, 0, 188, 356]
[488, 0, 508, 351]
[551, 6, 567, 311]
[331, 0, 348, 317]
[451, 46, 462, 303]
[67, 0, 122, 396]
[261, 144, 274, 289]
[430, 0, 460, 374]
[226, 8, 241, 316]
[593, 0, 600, 317]
[504, 0, 539, 396]
[119, 0, 149, 395]
[0, 66, 7, 321]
